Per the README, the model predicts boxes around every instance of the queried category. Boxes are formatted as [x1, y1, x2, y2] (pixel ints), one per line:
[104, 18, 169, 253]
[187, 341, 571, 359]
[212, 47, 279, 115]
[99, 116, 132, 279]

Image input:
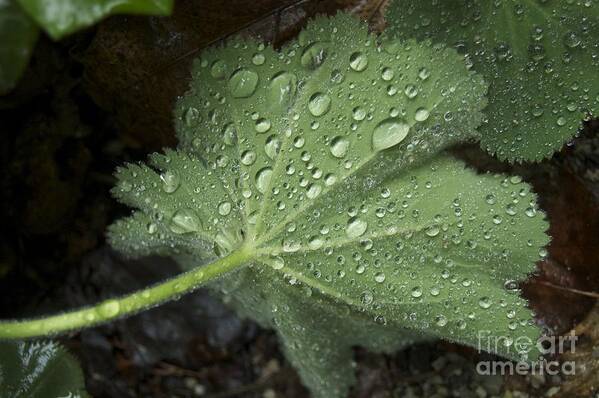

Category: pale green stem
[0, 247, 253, 339]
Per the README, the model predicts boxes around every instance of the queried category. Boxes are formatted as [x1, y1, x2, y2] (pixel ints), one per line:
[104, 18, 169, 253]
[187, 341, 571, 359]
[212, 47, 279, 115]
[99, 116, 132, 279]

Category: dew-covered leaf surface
[82, 0, 392, 151]
[386, 0, 599, 162]
[0, 0, 38, 95]
[109, 13, 549, 398]
[16, 0, 173, 40]
[0, 341, 87, 398]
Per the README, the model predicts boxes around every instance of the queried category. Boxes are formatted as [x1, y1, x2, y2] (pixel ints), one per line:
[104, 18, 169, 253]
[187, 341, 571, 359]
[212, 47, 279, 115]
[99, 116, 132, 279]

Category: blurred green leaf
[16, 0, 174, 39]
[0, 0, 39, 95]
[386, 0, 599, 162]
[0, 340, 87, 398]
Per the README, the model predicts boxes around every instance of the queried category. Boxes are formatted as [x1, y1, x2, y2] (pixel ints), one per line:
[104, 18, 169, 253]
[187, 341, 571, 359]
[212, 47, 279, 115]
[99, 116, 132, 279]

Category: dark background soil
[1, 1, 598, 397]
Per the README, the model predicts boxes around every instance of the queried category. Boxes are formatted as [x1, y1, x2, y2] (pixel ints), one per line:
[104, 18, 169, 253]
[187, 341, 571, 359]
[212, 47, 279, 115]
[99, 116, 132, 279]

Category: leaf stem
[0, 247, 253, 339]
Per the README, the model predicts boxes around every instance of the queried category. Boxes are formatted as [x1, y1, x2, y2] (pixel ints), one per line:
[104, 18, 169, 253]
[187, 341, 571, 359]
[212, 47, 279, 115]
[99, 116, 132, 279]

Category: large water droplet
[330, 136, 349, 158]
[301, 42, 327, 69]
[210, 60, 226, 79]
[283, 239, 300, 253]
[218, 201, 232, 216]
[255, 118, 272, 133]
[372, 118, 410, 151]
[184, 107, 199, 126]
[308, 92, 331, 117]
[269, 72, 297, 109]
[147, 222, 158, 234]
[435, 314, 448, 327]
[241, 150, 256, 165]
[556, 116, 567, 126]
[418, 67, 430, 80]
[414, 107, 430, 122]
[349, 52, 368, 71]
[255, 167, 273, 194]
[346, 217, 367, 238]
[504, 280, 519, 291]
[264, 135, 281, 160]
[479, 297, 492, 309]
[360, 291, 374, 305]
[352, 106, 366, 121]
[252, 52, 265, 65]
[404, 84, 418, 99]
[270, 256, 285, 270]
[160, 171, 180, 193]
[381, 67, 394, 81]
[411, 286, 423, 298]
[306, 184, 322, 199]
[170, 208, 202, 234]
[222, 123, 237, 146]
[425, 225, 440, 237]
[228, 68, 259, 98]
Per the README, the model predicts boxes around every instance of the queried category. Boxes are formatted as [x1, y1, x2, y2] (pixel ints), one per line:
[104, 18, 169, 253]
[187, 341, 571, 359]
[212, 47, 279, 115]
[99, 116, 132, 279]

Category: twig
[535, 280, 599, 299]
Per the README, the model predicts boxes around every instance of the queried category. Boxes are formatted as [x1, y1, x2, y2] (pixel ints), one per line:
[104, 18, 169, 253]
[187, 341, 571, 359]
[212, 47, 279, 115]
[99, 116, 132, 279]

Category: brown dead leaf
[557, 302, 599, 397]
[521, 164, 599, 334]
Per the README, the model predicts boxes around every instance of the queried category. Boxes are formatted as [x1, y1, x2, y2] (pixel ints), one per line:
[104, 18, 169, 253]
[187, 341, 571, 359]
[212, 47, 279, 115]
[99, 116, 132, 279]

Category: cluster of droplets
[251, 161, 544, 337]
[388, 0, 599, 162]
[110, 16, 549, 361]
[114, 151, 243, 257]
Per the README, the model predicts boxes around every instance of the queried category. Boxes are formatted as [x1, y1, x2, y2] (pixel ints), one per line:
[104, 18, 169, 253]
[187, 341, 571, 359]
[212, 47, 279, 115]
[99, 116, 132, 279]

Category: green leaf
[0, 340, 87, 398]
[109, 13, 549, 398]
[386, 0, 599, 162]
[0, 0, 38, 95]
[16, 0, 174, 40]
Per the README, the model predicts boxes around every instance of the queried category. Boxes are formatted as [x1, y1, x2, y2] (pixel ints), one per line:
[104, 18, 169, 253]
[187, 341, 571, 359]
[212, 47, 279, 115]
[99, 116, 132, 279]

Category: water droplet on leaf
[415, 107, 430, 122]
[269, 72, 297, 109]
[255, 118, 272, 133]
[372, 118, 410, 151]
[479, 297, 492, 309]
[210, 60, 226, 79]
[218, 201, 232, 216]
[360, 290, 374, 305]
[170, 208, 202, 234]
[255, 167, 273, 194]
[241, 150, 257, 165]
[349, 52, 368, 71]
[330, 136, 349, 158]
[346, 217, 368, 238]
[308, 93, 332, 117]
[228, 68, 259, 98]
[160, 171, 180, 193]
[301, 42, 327, 69]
